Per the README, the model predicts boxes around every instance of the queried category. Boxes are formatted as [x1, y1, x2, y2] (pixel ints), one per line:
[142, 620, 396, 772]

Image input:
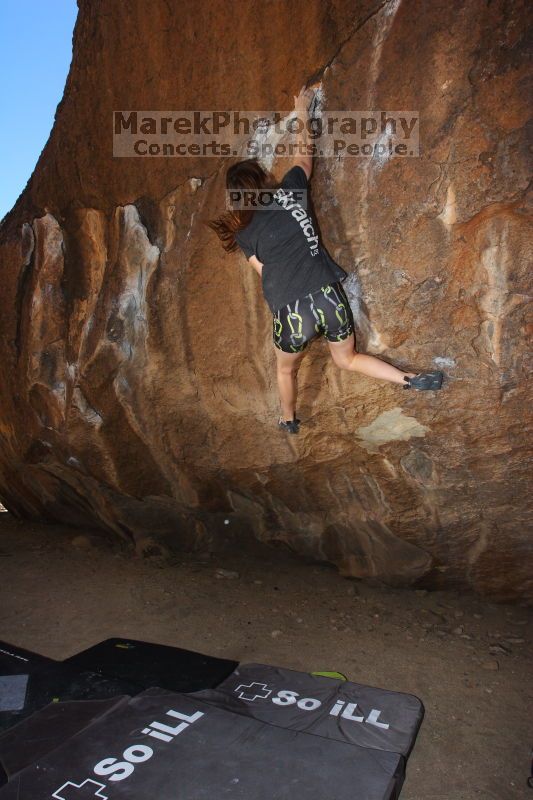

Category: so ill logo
[51, 706, 204, 800]
[234, 682, 390, 730]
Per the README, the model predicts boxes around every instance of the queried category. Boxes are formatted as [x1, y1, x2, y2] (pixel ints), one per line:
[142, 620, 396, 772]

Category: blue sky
[0, 1, 78, 220]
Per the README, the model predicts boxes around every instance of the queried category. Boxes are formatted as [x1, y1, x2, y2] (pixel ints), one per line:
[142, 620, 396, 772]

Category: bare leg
[274, 346, 305, 419]
[327, 333, 416, 384]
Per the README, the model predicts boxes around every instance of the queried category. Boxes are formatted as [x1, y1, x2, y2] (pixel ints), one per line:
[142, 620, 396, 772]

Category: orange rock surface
[0, 0, 531, 600]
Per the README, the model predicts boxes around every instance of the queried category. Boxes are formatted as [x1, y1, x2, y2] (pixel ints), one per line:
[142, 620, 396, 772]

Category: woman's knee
[277, 362, 300, 376]
[333, 355, 353, 370]
[276, 349, 305, 374]
[329, 344, 356, 370]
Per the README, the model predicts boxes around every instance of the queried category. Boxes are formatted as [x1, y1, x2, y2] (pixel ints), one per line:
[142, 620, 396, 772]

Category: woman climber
[209, 85, 443, 434]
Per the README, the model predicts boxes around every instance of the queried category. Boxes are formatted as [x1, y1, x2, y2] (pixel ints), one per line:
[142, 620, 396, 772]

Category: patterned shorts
[273, 281, 355, 353]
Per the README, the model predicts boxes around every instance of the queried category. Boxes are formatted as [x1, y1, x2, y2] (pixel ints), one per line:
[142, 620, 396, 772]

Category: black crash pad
[62, 638, 237, 694]
[0, 687, 406, 800]
[190, 662, 424, 757]
[0, 642, 423, 799]
[0, 697, 125, 778]
[0, 638, 237, 735]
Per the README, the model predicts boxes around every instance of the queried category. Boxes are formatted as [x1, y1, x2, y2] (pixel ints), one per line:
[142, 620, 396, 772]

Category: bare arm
[292, 84, 317, 180]
[246, 87, 316, 281]
[248, 254, 263, 277]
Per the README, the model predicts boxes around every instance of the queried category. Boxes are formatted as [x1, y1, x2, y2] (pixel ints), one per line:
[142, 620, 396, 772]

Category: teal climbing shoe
[278, 415, 301, 434]
[403, 371, 443, 390]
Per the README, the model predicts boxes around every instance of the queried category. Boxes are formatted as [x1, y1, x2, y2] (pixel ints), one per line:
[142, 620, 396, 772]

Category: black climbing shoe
[403, 371, 443, 391]
[278, 415, 301, 434]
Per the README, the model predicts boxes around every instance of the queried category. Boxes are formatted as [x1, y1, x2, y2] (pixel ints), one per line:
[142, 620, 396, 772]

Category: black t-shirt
[234, 165, 348, 313]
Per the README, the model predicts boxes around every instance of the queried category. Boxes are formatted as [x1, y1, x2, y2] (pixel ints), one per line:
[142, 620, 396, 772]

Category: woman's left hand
[293, 84, 315, 115]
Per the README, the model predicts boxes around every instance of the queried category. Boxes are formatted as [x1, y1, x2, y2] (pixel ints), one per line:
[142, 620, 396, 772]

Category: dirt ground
[0, 509, 531, 799]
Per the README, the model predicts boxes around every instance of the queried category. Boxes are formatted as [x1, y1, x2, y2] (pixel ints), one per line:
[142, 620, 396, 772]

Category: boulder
[0, 0, 531, 601]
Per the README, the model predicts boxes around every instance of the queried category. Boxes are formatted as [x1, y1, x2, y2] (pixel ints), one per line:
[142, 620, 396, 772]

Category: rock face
[0, 0, 531, 602]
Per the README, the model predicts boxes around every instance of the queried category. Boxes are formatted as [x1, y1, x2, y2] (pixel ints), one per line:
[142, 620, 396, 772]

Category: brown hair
[207, 159, 277, 253]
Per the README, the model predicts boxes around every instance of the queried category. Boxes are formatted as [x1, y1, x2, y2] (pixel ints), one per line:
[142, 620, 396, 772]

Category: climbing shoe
[278, 415, 301, 434]
[403, 371, 443, 390]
